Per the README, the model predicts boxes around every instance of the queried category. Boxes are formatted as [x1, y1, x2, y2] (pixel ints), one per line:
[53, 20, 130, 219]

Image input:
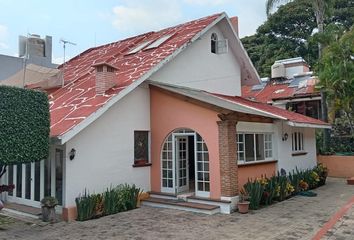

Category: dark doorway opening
[188, 136, 195, 192]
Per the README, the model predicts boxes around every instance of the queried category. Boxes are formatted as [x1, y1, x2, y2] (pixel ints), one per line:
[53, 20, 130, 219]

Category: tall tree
[241, 0, 354, 77]
[266, 0, 335, 149]
[242, 0, 318, 77]
[266, 0, 335, 58]
[318, 27, 354, 133]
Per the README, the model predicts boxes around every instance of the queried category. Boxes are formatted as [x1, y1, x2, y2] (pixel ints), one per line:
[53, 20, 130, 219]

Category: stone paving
[324, 206, 354, 240]
[0, 177, 353, 240]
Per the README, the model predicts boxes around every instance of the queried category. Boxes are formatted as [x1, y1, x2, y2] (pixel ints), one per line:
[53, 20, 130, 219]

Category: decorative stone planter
[41, 206, 56, 223]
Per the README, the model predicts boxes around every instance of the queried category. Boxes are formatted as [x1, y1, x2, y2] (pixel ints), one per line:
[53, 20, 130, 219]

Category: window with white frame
[237, 133, 273, 163]
[291, 131, 304, 152]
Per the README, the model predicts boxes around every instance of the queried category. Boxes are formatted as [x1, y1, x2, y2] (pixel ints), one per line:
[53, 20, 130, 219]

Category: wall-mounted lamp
[282, 133, 288, 141]
[69, 148, 76, 160]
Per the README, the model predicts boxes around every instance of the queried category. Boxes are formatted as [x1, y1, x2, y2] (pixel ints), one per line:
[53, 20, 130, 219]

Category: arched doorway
[161, 129, 210, 197]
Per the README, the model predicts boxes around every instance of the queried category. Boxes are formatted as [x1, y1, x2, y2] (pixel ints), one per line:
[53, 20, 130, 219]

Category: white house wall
[64, 85, 151, 207]
[236, 121, 317, 174]
[275, 121, 317, 173]
[150, 25, 242, 96]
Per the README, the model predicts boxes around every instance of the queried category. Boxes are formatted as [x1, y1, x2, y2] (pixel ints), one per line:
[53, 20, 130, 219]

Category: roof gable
[49, 13, 225, 143]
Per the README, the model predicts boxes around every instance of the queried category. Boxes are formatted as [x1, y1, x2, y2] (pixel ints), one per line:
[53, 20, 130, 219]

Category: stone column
[217, 120, 238, 197]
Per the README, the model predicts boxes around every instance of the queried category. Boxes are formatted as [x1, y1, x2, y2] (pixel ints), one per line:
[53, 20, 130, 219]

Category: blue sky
[0, 0, 267, 64]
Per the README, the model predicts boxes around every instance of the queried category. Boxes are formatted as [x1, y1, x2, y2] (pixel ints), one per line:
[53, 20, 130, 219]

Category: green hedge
[0, 86, 50, 165]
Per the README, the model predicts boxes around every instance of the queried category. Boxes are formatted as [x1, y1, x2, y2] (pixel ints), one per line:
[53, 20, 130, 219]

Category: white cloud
[0, 24, 9, 49]
[112, 0, 183, 37]
[183, 0, 232, 6]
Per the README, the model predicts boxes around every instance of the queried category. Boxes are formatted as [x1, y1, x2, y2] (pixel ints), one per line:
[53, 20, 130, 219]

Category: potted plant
[237, 188, 250, 214]
[41, 196, 58, 223]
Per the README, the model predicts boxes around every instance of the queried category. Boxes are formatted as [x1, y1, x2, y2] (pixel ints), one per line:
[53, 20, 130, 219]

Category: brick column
[218, 120, 238, 197]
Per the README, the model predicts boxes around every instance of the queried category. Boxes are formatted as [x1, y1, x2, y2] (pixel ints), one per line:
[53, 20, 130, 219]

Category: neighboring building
[242, 57, 322, 120]
[1, 13, 329, 220]
[0, 34, 59, 87]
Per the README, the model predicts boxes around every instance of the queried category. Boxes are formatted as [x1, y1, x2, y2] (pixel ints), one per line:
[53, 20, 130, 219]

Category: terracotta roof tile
[47, 13, 222, 137]
[212, 93, 329, 126]
[242, 79, 319, 103]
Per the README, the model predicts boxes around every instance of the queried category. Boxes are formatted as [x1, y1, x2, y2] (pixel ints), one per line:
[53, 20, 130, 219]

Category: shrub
[244, 179, 264, 210]
[76, 184, 142, 221]
[75, 190, 97, 221]
[243, 163, 327, 211]
[41, 196, 58, 208]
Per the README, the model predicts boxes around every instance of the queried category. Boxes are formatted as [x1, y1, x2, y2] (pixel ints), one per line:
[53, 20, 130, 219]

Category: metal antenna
[60, 38, 76, 87]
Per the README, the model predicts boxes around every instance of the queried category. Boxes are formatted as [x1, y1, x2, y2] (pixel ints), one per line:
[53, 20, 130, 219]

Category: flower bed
[243, 163, 328, 210]
[75, 184, 141, 221]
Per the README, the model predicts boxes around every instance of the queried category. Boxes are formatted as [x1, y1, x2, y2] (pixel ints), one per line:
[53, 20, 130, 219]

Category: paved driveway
[0, 178, 353, 240]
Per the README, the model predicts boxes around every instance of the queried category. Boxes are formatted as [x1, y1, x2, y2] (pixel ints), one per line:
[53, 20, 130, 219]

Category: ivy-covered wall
[0, 86, 50, 165]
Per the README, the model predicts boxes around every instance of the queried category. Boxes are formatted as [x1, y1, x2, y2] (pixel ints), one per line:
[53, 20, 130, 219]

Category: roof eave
[150, 82, 287, 120]
[287, 121, 331, 129]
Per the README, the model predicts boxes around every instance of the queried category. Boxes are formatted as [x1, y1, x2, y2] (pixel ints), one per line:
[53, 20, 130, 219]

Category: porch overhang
[149, 82, 280, 122]
[149, 82, 330, 129]
[287, 121, 331, 129]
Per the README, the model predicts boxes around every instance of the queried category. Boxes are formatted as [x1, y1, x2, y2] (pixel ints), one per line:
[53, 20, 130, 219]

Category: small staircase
[141, 192, 233, 215]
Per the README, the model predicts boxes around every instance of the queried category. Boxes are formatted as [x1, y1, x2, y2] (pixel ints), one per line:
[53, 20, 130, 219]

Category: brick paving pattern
[0, 177, 353, 240]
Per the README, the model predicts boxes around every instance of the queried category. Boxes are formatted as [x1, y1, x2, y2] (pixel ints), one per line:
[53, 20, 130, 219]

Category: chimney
[230, 16, 239, 36]
[92, 62, 118, 94]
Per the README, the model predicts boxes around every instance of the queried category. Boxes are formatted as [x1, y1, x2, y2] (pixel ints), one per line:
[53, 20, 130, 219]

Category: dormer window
[211, 33, 218, 54]
[211, 32, 228, 55]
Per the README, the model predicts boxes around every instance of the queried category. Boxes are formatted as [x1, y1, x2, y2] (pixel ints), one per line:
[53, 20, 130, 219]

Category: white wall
[64, 84, 151, 207]
[236, 121, 317, 173]
[151, 25, 242, 96]
[274, 121, 317, 173]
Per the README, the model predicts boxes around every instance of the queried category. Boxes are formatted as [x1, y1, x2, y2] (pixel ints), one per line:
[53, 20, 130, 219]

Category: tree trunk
[321, 90, 330, 150]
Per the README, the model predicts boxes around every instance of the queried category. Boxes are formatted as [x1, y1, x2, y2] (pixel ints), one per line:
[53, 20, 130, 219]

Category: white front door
[175, 136, 189, 193]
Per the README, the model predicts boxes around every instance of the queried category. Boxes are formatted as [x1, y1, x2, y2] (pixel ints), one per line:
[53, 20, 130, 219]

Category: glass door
[6, 147, 64, 208]
[161, 135, 175, 193]
[176, 137, 189, 193]
[195, 134, 210, 197]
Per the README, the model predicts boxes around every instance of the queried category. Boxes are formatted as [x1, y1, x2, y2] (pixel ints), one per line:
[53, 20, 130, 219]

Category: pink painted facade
[238, 161, 277, 187]
[318, 155, 354, 178]
[150, 87, 222, 199]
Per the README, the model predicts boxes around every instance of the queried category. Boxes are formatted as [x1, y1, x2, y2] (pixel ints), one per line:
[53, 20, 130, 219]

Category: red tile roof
[212, 93, 329, 126]
[47, 13, 222, 137]
[242, 79, 319, 103]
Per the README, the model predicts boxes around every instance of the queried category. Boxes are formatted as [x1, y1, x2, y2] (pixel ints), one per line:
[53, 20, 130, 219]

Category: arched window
[211, 33, 218, 54]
